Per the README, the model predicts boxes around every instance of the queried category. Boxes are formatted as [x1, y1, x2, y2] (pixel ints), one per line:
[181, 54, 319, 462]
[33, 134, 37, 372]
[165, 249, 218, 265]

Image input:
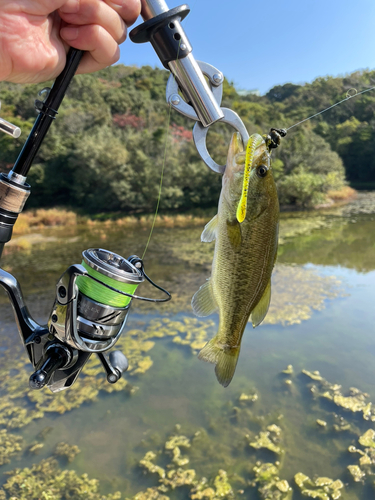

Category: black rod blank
[12, 48, 83, 178]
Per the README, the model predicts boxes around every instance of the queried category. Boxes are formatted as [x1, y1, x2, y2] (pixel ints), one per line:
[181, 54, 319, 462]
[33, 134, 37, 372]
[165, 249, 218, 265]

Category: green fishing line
[76, 261, 139, 308]
[142, 39, 182, 260]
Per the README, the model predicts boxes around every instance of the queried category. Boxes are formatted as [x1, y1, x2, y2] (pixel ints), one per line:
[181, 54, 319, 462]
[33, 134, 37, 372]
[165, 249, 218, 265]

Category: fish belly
[215, 219, 276, 342]
[199, 207, 278, 387]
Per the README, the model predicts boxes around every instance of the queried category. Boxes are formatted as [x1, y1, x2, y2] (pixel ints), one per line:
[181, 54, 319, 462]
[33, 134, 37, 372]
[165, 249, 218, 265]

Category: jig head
[265, 128, 287, 152]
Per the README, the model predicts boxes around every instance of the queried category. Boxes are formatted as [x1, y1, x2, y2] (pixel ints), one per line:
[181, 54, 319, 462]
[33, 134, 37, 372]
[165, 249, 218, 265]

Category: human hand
[0, 0, 141, 84]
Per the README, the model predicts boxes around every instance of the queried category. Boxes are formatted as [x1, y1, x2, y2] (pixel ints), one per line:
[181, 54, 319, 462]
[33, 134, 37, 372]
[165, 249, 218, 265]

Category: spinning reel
[0, 249, 170, 392]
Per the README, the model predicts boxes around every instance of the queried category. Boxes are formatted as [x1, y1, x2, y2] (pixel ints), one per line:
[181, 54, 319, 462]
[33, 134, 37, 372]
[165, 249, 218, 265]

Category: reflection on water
[0, 194, 375, 498]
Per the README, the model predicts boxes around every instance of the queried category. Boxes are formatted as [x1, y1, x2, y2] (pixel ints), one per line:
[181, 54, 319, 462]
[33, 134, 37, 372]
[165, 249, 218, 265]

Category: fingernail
[110, 1, 124, 8]
[61, 27, 79, 41]
[60, 0, 80, 14]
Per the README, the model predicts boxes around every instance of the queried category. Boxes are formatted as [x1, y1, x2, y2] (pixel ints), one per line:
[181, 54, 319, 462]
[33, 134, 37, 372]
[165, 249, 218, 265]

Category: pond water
[1, 194, 375, 499]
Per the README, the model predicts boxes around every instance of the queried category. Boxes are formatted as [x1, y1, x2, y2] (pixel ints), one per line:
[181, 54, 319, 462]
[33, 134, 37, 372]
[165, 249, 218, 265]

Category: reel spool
[50, 249, 143, 353]
[74, 249, 144, 352]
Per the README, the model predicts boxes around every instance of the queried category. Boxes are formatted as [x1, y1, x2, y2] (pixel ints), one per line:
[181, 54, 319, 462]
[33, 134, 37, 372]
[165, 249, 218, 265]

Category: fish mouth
[236, 134, 264, 223]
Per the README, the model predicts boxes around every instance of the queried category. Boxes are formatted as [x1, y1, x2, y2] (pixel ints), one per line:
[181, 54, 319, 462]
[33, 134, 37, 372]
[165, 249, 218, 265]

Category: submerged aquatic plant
[302, 369, 375, 421]
[347, 429, 375, 484]
[0, 458, 121, 500]
[294, 472, 344, 500]
[248, 425, 283, 455]
[0, 429, 23, 465]
[54, 442, 81, 463]
[251, 462, 292, 500]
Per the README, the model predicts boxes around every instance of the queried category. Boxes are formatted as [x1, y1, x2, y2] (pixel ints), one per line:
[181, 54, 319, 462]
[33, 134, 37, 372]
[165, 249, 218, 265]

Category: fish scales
[192, 132, 279, 387]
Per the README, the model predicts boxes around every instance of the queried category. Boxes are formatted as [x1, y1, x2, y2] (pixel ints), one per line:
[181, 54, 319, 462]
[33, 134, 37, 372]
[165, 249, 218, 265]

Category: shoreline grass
[12, 188, 359, 238]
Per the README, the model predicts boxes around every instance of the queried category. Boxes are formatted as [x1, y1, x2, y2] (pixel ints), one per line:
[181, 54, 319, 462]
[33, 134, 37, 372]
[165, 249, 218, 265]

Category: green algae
[347, 429, 375, 485]
[347, 465, 365, 483]
[278, 214, 332, 245]
[0, 317, 215, 429]
[140, 451, 166, 479]
[265, 265, 343, 326]
[358, 429, 375, 448]
[249, 425, 283, 455]
[0, 356, 371, 499]
[302, 369, 324, 382]
[27, 442, 44, 455]
[171, 446, 190, 467]
[212, 470, 233, 498]
[133, 425, 243, 500]
[0, 429, 23, 465]
[54, 442, 81, 462]
[157, 222, 343, 324]
[252, 462, 292, 500]
[0, 458, 121, 499]
[238, 391, 258, 403]
[302, 369, 375, 421]
[1, 198, 375, 500]
[161, 468, 196, 489]
[130, 488, 169, 500]
[294, 472, 344, 499]
[189, 471, 234, 500]
[165, 435, 191, 450]
[281, 365, 293, 375]
[333, 415, 352, 433]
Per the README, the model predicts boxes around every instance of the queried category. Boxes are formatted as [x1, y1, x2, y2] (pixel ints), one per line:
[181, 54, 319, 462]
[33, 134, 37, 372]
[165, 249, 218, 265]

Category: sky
[119, 0, 375, 95]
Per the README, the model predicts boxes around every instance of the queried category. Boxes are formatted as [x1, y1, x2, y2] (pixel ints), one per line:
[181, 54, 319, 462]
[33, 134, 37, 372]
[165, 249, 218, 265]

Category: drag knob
[29, 344, 71, 390]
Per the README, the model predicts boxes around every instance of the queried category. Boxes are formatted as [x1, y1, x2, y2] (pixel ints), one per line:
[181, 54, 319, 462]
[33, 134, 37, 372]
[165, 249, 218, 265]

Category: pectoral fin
[201, 214, 218, 243]
[191, 279, 218, 317]
[226, 219, 242, 248]
[251, 279, 271, 327]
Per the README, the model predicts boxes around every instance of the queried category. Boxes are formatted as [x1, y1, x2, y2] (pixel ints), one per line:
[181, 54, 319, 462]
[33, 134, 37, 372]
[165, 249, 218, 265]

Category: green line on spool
[76, 261, 139, 308]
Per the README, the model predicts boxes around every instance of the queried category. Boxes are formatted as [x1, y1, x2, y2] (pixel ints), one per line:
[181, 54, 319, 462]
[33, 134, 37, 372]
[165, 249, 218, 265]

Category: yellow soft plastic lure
[236, 134, 263, 223]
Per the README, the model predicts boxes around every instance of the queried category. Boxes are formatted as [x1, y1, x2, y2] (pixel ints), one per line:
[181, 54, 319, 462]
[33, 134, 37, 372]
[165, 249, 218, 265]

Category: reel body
[0, 248, 170, 393]
[50, 249, 143, 354]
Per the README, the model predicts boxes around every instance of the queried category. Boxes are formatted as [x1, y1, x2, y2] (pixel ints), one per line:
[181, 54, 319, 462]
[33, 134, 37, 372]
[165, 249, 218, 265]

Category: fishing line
[287, 85, 375, 131]
[142, 40, 182, 260]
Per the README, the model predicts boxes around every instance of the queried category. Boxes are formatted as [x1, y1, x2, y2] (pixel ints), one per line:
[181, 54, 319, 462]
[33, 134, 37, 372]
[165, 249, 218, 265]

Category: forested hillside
[0, 65, 374, 213]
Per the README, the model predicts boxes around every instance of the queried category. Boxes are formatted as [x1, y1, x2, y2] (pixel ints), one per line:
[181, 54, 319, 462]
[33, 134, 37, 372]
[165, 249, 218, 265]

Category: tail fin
[198, 338, 240, 388]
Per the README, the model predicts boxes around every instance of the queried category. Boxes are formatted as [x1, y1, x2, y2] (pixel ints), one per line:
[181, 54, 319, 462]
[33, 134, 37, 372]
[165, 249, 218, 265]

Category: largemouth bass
[192, 132, 279, 387]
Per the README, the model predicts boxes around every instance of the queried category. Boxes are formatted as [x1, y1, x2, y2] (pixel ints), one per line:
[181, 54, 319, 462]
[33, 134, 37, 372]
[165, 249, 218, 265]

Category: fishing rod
[0, 0, 252, 393]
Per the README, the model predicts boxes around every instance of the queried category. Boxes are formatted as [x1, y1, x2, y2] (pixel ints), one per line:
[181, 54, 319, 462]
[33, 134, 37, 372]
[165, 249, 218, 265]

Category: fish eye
[256, 165, 268, 178]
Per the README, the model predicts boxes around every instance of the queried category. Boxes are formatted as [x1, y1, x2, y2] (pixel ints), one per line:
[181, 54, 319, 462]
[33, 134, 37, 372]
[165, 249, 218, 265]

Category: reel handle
[98, 350, 129, 384]
[29, 343, 71, 390]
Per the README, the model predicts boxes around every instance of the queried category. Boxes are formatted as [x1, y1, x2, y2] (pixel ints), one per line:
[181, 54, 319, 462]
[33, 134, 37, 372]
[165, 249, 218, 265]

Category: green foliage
[275, 128, 345, 207]
[2, 64, 373, 213]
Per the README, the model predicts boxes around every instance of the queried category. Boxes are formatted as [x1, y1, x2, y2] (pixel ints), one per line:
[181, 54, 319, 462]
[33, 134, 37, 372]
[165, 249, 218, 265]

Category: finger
[104, 0, 141, 27]
[60, 24, 120, 71]
[59, 0, 127, 44]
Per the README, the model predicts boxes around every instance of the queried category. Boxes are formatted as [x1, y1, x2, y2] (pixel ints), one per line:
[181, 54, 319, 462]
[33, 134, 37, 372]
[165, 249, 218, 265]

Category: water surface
[1, 194, 375, 498]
